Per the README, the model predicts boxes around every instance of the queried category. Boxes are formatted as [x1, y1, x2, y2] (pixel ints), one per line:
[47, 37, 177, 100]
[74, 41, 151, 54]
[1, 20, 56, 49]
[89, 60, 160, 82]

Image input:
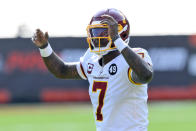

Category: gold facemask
[86, 24, 123, 53]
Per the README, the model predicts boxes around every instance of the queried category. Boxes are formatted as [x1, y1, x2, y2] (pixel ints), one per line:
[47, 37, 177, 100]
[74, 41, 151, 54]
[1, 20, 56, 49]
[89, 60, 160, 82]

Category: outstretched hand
[101, 15, 119, 41]
[32, 29, 49, 48]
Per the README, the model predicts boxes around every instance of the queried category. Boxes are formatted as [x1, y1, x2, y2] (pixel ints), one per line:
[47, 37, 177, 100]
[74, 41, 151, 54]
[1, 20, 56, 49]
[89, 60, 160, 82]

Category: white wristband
[114, 38, 128, 52]
[39, 43, 53, 57]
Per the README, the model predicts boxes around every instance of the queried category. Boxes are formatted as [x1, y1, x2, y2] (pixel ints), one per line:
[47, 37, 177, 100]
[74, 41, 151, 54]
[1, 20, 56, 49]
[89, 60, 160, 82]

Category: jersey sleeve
[76, 48, 91, 80]
[134, 48, 153, 66]
[128, 48, 153, 85]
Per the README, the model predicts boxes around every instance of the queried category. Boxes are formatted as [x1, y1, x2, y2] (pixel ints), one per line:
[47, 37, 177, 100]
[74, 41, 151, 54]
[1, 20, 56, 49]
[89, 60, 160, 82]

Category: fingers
[101, 15, 117, 25]
[100, 15, 119, 40]
[100, 19, 113, 25]
[35, 29, 43, 38]
[36, 29, 44, 38]
[33, 29, 46, 41]
[101, 15, 115, 21]
[32, 28, 49, 47]
[45, 32, 49, 40]
[36, 28, 41, 32]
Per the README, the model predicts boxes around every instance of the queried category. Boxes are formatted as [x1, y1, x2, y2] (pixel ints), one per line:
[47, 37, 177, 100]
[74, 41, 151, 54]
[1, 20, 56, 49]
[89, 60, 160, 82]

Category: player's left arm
[122, 47, 153, 84]
[101, 15, 153, 84]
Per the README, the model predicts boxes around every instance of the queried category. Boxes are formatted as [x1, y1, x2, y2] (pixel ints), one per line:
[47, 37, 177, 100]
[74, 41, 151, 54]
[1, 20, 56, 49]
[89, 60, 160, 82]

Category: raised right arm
[32, 29, 82, 79]
[42, 52, 81, 79]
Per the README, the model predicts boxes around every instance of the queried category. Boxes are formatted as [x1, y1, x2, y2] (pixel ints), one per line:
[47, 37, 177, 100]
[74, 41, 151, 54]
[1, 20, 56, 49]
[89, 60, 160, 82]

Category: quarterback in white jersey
[77, 47, 152, 131]
[32, 8, 153, 131]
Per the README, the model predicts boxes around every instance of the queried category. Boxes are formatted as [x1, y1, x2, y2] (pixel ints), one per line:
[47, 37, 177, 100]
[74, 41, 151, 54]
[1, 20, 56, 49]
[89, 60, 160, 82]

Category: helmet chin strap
[94, 48, 118, 56]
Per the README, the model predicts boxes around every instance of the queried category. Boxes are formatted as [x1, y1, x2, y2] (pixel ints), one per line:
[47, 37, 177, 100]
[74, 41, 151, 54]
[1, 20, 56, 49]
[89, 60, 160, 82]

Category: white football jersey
[76, 47, 152, 131]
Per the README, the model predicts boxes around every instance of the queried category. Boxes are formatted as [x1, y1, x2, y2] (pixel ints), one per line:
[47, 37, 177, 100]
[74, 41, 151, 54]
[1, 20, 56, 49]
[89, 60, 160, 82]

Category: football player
[32, 8, 153, 131]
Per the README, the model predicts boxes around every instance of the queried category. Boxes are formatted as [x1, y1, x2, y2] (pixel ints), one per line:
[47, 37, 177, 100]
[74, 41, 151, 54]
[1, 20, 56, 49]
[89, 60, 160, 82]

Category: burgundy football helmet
[86, 8, 130, 55]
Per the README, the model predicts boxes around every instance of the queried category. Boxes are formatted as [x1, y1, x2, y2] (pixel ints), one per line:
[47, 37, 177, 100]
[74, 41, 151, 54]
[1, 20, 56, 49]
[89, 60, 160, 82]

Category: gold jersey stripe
[128, 68, 142, 85]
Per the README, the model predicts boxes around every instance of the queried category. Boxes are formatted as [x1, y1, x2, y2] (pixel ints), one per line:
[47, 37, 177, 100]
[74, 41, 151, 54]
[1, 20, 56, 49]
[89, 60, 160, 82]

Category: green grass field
[0, 101, 195, 131]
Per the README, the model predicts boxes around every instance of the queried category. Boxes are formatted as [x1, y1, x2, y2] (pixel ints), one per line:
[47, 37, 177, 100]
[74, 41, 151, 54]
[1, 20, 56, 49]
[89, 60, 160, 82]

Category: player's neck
[99, 50, 120, 67]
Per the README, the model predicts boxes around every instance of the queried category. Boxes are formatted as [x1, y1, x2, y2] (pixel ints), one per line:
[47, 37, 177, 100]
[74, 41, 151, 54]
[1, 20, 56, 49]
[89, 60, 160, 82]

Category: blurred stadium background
[0, 33, 196, 131]
[1, 0, 196, 131]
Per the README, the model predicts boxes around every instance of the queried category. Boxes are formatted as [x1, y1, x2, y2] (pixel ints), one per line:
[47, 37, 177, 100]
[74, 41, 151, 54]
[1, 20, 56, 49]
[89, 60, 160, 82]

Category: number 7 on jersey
[92, 81, 108, 121]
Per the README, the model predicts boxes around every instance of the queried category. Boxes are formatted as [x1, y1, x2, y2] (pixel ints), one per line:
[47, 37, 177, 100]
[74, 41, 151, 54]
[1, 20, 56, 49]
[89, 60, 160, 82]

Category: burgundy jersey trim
[80, 63, 87, 79]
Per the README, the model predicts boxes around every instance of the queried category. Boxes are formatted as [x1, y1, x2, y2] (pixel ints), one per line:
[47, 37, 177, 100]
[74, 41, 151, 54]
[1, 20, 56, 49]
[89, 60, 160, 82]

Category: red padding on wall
[41, 85, 196, 102]
[0, 89, 10, 103]
[148, 85, 196, 100]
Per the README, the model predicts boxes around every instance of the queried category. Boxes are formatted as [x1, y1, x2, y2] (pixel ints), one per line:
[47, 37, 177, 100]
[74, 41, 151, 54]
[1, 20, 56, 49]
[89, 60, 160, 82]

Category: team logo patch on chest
[87, 63, 94, 74]
[108, 63, 117, 75]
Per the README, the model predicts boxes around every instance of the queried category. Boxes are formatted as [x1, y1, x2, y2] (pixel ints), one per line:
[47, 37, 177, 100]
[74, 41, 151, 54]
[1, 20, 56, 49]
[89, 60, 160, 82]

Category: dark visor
[90, 28, 108, 37]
